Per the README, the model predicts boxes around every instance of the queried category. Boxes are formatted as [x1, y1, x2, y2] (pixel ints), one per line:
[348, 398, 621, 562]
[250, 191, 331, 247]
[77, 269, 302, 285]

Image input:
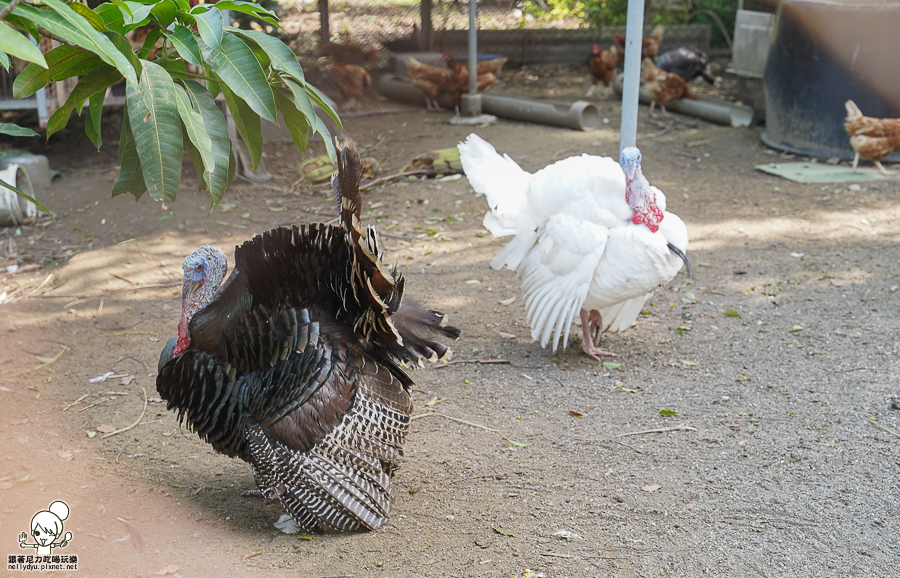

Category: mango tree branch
[38, 25, 77, 47]
[0, 0, 22, 20]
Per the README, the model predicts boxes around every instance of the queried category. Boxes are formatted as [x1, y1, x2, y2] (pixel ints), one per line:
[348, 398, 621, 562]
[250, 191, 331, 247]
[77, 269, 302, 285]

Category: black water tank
[761, 0, 900, 161]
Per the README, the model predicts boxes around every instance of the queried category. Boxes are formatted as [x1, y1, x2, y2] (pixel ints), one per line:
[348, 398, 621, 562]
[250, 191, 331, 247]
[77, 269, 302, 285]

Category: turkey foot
[580, 309, 617, 360]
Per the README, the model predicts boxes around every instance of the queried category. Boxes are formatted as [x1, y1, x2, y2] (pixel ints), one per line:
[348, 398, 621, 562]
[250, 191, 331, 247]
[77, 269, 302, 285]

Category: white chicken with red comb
[458, 134, 690, 360]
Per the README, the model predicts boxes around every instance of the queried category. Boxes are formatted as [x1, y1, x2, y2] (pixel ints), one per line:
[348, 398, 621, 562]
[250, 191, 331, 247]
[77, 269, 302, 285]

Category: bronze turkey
[157, 138, 459, 533]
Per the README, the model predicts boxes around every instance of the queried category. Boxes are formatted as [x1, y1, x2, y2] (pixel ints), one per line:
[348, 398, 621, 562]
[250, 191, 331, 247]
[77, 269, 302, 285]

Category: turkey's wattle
[620, 147, 664, 233]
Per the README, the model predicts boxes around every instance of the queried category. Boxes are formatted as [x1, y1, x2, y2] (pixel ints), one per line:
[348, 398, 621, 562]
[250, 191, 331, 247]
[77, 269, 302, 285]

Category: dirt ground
[1, 65, 899, 578]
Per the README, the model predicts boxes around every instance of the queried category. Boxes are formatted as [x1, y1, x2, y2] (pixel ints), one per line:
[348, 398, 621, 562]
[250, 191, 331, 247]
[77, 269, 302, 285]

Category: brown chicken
[325, 63, 372, 111]
[441, 53, 505, 97]
[614, 25, 664, 65]
[586, 44, 618, 98]
[321, 41, 377, 65]
[406, 57, 456, 111]
[640, 58, 696, 116]
[844, 100, 900, 175]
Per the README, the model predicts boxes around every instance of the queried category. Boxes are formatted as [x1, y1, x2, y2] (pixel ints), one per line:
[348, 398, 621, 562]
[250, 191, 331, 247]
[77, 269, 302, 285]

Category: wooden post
[318, 0, 329, 45]
[421, 0, 433, 51]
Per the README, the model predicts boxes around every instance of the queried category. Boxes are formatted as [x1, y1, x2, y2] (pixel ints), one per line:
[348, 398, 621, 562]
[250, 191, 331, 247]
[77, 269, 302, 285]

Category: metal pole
[318, 0, 329, 45]
[618, 0, 645, 154]
[468, 0, 477, 95]
[421, 0, 433, 52]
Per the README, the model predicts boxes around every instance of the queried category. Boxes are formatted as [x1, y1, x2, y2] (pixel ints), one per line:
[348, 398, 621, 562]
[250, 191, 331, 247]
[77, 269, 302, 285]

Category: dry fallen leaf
[95, 424, 116, 433]
[117, 517, 145, 552]
[642, 484, 662, 493]
[121, 375, 135, 386]
[241, 552, 263, 563]
[567, 410, 585, 418]
[9, 417, 29, 426]
[499, 296, 516, 305]
[497, 332, 516, 340]
[154, 565, 180, 576]
[57, 450, 73, 461]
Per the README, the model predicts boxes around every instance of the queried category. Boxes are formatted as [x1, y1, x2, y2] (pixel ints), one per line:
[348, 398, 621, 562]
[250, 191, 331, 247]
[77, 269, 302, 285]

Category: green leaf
[0, 178, 54, 220]
[273, 87, 308, 151]
[681, 291, 697, 305]
[173, 83, 214, 174]
[46, 65, 121, 139]
[182, 80, 234, 207]
[0, 123, 39, 137]
[789, 324, 803, 332]
[85, 92, 104, 150]
[0, 22, 47, 68]
[230, 29, 304, 82]
[204, 33, 277, 123]
[14, 46, 102, 98]
[29, 0, 138, 85]
[140, 26, 164, 54]
[658, 409, 678, 417]
[285, 79, 334, 160]
[127, 61, 183, 206]
[194, 7, 223, 53]
[680, 359, 697, 366]
[93, 3, 127, 33]
[168, 25, 202, 68]
[105, 31, 143, 78]
[68, 3, 106, 32]
[113, 0, 152, 25]
[211, 1, 278, 26]
[220, 84, 262, 170]
[4, 15, 39, 42]
[303, 81, 341, 129]
[150, 0, 177, 28]
[183, 129, 208, 191]
[492, 527, 516, 537]
[0, 51, 8, 71]
[112, 121, 146, 199]
[602, 362, 622, 370]
[723, 309, 742, 318]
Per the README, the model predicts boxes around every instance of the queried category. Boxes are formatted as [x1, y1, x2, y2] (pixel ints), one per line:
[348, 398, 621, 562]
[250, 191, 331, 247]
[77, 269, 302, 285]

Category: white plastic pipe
[619, 0, 646, 154]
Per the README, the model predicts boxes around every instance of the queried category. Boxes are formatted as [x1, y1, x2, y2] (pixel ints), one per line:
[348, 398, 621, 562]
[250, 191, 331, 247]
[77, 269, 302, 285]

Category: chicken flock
[589, 25, 713, 116]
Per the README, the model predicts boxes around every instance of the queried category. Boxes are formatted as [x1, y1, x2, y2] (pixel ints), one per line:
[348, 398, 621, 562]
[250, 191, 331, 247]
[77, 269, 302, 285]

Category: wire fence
[280, 0, 584, 57]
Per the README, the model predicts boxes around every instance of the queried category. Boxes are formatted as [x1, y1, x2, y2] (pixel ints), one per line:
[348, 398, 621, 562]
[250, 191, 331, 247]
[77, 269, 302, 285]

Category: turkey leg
[580, 308, 618, 360]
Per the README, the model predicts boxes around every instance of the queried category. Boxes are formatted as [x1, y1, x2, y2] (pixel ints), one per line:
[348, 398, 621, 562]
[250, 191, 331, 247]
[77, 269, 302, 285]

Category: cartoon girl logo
[18, 501, 73, 556]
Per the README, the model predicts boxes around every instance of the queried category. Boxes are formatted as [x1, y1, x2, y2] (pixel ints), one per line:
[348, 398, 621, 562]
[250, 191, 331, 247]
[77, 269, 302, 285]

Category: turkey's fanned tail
[458, 133, 537, 270]
[333, 137, 459, 364]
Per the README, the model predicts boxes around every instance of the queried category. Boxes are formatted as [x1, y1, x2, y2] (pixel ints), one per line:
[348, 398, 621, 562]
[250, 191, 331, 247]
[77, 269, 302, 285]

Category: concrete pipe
[612, 75, 754, 127]
[376, 74, 601, 131]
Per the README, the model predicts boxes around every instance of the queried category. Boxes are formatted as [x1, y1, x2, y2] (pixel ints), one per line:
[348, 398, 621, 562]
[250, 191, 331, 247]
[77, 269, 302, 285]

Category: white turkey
[458, 133, 690, 360]
[156, 138, 459, 533]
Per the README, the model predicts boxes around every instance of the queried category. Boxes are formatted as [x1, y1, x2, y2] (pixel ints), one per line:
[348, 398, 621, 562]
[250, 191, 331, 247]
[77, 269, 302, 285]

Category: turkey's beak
[182, 279, 202, 303]
[622, 161, 638, 183]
